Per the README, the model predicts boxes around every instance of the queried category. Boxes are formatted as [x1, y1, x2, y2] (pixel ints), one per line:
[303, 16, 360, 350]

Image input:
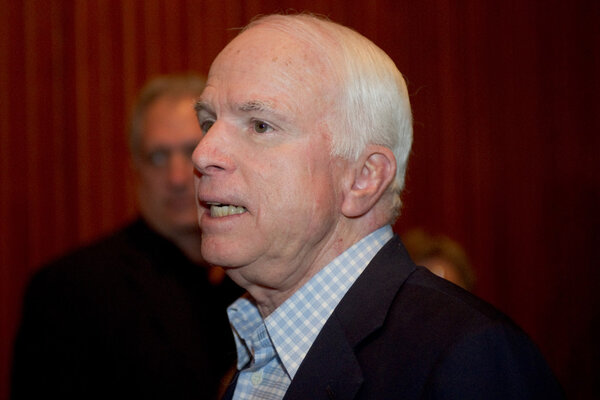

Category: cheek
[139, 169, 165, 192]
[270, 154, 339, 220]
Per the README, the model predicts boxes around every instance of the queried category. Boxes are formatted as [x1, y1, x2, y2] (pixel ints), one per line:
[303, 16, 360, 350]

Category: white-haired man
[193, 14, 563, 400]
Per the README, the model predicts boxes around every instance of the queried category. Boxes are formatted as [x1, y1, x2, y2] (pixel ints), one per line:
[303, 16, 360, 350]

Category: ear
[341, 145, 396, 218]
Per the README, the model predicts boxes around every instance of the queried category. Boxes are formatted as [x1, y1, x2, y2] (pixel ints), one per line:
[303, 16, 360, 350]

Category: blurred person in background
[402, 228, 475, 291]
[11, 75, 242, 400]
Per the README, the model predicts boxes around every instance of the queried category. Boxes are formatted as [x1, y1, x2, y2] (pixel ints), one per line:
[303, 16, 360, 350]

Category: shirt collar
[227, 225, 394, 378]
[227, 295, 263, 370]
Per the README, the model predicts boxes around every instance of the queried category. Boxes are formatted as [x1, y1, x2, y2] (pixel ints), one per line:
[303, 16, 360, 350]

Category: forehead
[142, 96, 202, 146]
[219, 26, 314, 72]
[203, 26, 331, 112]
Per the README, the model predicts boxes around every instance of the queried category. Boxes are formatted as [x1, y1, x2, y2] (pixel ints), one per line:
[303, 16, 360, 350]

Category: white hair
[246, 14, 413, 220]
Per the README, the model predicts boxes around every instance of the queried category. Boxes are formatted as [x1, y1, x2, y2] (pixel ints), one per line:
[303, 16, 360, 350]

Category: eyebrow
[238, 100, 276, 114]
[194, 100, 212, 114]
[194, 98, 287, 122]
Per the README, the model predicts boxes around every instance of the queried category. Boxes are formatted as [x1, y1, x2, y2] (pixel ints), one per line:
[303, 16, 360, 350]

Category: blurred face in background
[133, 96, 202, 238]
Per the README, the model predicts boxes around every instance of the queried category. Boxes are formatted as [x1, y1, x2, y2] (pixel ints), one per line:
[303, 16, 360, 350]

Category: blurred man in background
[402, 228, 475, 291]
[11, 75, 241, 400]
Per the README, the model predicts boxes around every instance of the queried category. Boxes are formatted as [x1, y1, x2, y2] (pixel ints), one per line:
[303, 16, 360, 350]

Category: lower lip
[200, 208, 247, 228]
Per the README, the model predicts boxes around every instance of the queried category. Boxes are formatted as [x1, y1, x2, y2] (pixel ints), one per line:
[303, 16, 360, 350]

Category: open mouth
[206, 202, 247, 217]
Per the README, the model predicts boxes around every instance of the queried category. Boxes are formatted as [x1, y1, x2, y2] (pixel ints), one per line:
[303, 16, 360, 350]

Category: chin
[201, 240, 247, 268]
[201, 253, 237, 268]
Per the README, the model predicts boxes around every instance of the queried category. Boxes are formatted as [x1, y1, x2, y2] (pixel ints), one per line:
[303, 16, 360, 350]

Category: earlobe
[341, 146, 396, 218]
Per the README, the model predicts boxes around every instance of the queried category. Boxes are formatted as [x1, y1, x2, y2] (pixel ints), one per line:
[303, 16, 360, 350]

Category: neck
[231, 222, 375, 317]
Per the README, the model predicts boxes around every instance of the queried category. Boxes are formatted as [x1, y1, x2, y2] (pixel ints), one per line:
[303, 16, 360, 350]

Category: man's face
[134, 96, 202, 238]
[193, 27, 349, 292]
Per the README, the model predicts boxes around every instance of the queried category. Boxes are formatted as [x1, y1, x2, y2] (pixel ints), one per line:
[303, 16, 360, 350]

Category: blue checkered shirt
[227, 225, 394, 400]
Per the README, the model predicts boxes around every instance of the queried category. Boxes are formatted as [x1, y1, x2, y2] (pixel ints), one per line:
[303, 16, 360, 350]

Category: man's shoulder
[383, 261, 552, 363]
[353, 260, 561, 398]
[28, 220, 149, 291]
[403, 267, 512, 325]
[392, 268, 563, 398]
[360, 235, 515, 334]
[45, 221, 139, 267]
[344, 236, 534, 357]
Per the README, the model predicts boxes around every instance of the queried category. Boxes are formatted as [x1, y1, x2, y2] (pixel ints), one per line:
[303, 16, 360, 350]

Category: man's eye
[253, 120, 272, 133]
[200, 120, 214, 134]
[146, 150, 169, 167]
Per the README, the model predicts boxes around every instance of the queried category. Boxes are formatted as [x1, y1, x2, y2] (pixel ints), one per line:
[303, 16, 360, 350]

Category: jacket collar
[283, 235, 417, 400]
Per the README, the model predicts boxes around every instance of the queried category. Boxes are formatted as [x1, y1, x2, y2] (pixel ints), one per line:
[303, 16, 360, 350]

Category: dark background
[1, 1, 598, 399]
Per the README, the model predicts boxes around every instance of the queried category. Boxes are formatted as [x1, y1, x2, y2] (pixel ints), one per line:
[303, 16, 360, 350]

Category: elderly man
[12, 75, 241, 400]
[193, 14, 563, 400]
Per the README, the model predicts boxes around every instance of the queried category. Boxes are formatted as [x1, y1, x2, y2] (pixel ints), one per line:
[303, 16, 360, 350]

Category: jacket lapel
[282, 315, 363, 400]
[283, 236, 416, 400]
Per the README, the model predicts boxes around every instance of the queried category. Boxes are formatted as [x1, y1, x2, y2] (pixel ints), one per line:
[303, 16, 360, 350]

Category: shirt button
[251, 370, 263, 387]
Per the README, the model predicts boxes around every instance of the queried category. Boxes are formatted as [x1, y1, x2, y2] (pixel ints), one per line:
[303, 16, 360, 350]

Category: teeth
[209, 204, 247, 217]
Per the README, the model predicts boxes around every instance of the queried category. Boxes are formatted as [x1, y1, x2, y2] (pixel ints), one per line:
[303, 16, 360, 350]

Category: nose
[192, 122, 235, 177]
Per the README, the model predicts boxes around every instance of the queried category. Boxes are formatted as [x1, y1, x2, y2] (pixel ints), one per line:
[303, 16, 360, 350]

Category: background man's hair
[129, 74, 206, 157]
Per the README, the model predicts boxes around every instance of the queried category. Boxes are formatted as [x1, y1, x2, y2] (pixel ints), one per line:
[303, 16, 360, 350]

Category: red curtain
[1, 1, 598, 399]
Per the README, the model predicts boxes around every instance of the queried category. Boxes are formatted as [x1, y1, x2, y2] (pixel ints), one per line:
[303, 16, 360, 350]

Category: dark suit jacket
[226, 235, 564, 400]
[11, 218, 242, 400]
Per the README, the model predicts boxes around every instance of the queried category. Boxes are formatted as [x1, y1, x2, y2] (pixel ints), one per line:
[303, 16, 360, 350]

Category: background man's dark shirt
[11, 218, 242, 400]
